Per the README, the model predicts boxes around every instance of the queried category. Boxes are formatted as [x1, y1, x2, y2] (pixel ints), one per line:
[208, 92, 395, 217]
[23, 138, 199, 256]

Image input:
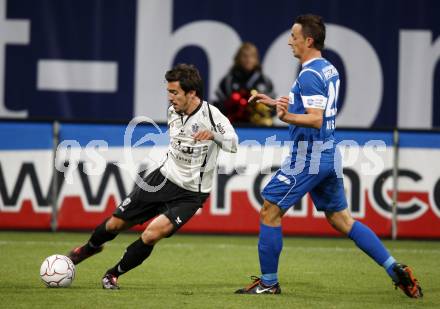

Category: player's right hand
[248, 93, 277, 107]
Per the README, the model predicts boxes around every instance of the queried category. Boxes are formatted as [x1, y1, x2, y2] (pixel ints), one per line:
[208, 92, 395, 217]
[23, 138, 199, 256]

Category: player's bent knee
[141, 217, 174, 245]
[325, 211, 355, 235]
[260, 201, 282, 226]
[105, 216, 128, 233]
[141, 228, 169, 245]
[141, 230, 158, 245]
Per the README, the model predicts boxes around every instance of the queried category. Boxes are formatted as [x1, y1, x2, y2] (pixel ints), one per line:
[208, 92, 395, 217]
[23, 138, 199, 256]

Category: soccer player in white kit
[68, 64, 238, 289]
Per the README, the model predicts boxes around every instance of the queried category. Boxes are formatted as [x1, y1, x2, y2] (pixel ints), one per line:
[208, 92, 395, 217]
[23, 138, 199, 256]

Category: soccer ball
[40, 254, 75, 287]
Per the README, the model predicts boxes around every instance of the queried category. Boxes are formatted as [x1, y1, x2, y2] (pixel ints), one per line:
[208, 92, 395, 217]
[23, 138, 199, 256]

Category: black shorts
[113, 168, 209, 236]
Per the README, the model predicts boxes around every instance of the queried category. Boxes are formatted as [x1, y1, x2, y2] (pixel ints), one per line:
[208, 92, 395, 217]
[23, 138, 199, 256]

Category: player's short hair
[295, 14, 326, 51]
[165, 64, 203, 99]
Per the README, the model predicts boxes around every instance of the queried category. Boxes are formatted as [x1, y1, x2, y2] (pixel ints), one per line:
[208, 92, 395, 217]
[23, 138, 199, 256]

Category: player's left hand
[192, 130, 214, 141]
[276, 96, 289, 120]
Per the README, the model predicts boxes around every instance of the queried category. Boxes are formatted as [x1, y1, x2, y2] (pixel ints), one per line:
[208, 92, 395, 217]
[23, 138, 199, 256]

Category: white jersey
[160, 101, 238, 193]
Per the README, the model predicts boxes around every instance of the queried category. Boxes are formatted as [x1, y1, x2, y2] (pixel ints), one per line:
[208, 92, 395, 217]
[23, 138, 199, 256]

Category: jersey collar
[187, 100, 203, 117]
[302, 57, 323, 68]
[182, 100, 204, 125]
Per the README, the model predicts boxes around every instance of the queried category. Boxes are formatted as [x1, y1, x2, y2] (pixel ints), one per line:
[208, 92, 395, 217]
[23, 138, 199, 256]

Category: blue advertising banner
[1, 0, 440, 128]
[0, 122, 52, 150]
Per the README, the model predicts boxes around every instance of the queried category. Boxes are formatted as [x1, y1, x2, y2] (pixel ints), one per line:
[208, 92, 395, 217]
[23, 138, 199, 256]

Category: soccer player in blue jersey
[235, 14, 422, 298]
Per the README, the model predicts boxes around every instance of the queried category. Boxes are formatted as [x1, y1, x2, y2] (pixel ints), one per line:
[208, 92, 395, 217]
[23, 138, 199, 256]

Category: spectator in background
[214, 42, 275, 126]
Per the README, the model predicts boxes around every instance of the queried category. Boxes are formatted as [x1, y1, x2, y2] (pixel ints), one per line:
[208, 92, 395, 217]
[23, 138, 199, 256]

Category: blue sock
[258, 223, 283, 286]
[348, 221, 398, 282]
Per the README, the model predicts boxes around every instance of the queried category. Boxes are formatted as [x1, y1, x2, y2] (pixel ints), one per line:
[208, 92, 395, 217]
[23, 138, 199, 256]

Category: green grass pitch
[0, 231, 439, 308]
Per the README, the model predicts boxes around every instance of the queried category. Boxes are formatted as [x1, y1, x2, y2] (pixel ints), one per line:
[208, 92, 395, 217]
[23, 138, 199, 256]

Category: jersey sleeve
[209, 104, 238, 153]
[297, 70, 327, 110]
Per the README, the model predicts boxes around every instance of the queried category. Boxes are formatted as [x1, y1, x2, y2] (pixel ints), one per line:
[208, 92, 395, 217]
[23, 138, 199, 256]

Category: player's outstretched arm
[248, 93, 277, 107]
[276, 96, 323, 129]
[279, 69, 325, 129]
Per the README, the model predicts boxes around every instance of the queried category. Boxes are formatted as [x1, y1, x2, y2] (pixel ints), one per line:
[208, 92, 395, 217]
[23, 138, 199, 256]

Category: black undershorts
[113, 168, 209, 236]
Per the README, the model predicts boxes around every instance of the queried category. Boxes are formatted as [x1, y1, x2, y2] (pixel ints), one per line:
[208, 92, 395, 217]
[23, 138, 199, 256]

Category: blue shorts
[262, 161, 347, 212]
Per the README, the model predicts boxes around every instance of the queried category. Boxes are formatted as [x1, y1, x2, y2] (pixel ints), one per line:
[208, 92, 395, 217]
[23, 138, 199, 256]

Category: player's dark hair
[295, 14, 326, 50]
[165, 63, 204, 99]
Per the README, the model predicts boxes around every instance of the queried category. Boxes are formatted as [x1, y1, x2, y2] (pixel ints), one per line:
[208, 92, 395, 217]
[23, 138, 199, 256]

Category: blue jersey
[288, 58, 339, 163]
[262, 58, 347, 212]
